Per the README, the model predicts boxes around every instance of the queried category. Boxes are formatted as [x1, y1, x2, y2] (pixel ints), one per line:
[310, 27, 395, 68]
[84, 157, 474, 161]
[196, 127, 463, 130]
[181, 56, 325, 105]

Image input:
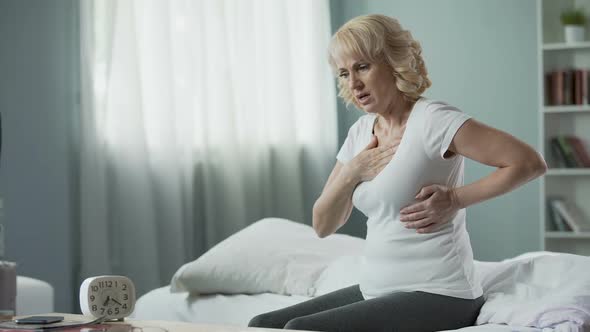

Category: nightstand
[13, 314, 308, 332]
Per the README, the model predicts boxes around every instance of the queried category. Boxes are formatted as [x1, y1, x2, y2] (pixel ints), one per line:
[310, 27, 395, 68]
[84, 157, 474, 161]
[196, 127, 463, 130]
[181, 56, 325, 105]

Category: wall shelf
[542, 42, 590, 51]
[546, 232, 590, 239]
[542, 105, 590, 114]
[546, 169, 590, 176]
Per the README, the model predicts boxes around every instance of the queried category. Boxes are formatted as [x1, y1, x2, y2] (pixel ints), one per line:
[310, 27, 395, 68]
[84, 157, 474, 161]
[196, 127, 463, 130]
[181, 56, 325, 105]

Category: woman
[249, 14, 547, 332]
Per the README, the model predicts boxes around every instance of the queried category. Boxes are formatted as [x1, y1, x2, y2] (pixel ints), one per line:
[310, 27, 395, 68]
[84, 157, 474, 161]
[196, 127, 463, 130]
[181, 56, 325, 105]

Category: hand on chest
[354, 116, 451, 213]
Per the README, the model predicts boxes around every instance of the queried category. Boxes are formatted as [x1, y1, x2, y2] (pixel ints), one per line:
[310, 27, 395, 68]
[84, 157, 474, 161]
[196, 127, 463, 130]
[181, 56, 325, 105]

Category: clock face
[80, 276, 136, 319]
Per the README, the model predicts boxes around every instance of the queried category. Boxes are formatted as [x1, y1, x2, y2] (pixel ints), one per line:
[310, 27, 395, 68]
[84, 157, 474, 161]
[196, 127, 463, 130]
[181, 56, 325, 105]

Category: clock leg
[105, 318, 125, 322]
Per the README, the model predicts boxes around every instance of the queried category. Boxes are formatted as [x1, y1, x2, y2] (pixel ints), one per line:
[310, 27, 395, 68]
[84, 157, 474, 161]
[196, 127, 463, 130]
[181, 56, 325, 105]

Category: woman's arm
[312, 162, 356, 238]
[400, 119, 547, 233]
[449, 119, 547, 209]
[313, 136, 396, 237]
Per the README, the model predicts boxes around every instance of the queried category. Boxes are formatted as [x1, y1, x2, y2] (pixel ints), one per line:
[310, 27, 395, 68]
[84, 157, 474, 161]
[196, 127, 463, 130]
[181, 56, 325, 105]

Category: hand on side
[399, 184, 460, 234]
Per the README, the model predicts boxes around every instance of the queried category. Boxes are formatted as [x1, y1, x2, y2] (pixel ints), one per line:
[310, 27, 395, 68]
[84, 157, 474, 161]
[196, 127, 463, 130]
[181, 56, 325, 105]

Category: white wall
[0, 0, 78, 312]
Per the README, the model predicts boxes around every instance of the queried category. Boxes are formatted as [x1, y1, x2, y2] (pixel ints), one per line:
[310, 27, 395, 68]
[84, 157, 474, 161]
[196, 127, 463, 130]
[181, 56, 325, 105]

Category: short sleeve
[336, 115, 374, 163]
[336, 131, 355, 163]
[423, 102, 472, 160]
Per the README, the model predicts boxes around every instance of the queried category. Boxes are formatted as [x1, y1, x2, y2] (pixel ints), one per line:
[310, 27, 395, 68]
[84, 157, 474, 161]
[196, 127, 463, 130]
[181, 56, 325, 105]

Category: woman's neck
[376, 98, 415, 132]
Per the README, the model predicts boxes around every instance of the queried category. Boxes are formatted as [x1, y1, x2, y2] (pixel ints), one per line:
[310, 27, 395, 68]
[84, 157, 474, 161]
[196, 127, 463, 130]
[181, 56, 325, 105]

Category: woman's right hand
[343, 135, 401, 184]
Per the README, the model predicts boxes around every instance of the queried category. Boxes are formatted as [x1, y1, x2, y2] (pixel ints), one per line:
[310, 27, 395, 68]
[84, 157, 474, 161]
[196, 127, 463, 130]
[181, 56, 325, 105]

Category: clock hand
[112, 298, 122, 305]
[103, 296, 110, 306]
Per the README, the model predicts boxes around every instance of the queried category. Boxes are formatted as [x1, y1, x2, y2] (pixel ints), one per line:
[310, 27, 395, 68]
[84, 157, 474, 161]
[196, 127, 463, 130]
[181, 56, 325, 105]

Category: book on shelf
[547, 197, 571, 231]
[544, 69, 589, 106]
[547, 197, 590, 233]
[550, 137, 568, 168]
[567, 136, 590, 167]
[549, 135, 590, 168]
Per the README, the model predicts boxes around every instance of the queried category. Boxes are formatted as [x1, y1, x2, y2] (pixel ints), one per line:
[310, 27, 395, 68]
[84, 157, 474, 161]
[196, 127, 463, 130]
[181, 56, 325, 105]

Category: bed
[131, 218, 590, 332]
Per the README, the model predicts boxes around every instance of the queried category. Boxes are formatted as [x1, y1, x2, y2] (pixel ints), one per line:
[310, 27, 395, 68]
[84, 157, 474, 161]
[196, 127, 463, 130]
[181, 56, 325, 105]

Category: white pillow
[170, 218, 364, 297]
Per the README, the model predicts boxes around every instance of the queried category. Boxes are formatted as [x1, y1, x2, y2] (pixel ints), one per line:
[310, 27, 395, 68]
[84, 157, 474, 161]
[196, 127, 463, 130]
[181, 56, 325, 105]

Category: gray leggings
[248, 285, 485, 332]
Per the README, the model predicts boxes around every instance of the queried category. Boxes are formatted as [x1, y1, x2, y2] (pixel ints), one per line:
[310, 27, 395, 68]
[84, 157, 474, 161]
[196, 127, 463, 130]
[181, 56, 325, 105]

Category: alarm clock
[79, 275, 136, 320]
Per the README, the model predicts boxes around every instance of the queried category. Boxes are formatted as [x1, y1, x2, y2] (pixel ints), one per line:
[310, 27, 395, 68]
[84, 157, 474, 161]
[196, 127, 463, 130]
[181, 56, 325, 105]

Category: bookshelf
[538, 0, 590, 256]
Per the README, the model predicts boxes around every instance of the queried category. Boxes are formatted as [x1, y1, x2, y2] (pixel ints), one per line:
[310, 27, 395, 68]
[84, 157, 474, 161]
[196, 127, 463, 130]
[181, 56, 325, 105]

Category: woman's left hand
[399, 185, 461, 234]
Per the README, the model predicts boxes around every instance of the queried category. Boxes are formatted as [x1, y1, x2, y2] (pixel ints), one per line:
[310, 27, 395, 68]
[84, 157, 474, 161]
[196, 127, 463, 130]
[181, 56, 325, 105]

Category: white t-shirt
[336, 98, 483, 300]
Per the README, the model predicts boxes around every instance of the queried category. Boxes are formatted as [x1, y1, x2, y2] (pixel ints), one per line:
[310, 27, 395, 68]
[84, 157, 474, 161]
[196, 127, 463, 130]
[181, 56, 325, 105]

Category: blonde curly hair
[328, 14, 431, 109]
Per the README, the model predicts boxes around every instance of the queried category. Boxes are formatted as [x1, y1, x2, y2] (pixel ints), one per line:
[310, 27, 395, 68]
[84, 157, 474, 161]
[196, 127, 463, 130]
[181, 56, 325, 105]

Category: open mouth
[358, 93, 371, 103]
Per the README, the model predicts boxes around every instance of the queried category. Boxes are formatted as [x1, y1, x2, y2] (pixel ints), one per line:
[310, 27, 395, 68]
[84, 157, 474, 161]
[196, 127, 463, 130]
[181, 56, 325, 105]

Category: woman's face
[335, 53, 404, 114]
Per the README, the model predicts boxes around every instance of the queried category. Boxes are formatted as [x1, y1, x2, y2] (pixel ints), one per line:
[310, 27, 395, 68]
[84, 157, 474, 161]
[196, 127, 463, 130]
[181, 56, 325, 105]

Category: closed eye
[358, 63, 370, 71]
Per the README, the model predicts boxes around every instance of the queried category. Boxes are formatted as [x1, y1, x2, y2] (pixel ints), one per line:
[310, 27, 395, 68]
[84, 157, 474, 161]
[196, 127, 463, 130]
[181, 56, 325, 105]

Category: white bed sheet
[131, 285, 542, 331]
[131, 285, 309, 326]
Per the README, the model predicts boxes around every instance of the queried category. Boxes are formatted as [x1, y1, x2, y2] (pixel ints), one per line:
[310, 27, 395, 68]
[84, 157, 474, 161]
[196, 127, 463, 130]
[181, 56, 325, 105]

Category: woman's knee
[248, 313, 282, 329]
[247, 313, 270, 328]
[284, 317, 315, 331]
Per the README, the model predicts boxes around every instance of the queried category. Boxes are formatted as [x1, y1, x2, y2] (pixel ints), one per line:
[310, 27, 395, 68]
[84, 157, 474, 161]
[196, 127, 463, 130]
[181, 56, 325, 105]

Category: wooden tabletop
[13, 314, 313, 332]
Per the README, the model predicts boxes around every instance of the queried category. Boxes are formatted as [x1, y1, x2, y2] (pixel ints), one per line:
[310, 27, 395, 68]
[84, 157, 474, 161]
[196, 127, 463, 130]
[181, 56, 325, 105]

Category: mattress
[131, 285, 542, 331]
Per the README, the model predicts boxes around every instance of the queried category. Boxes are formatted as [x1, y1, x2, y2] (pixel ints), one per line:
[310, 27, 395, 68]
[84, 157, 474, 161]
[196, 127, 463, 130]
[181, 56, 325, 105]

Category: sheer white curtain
[78, 0, 337, 296]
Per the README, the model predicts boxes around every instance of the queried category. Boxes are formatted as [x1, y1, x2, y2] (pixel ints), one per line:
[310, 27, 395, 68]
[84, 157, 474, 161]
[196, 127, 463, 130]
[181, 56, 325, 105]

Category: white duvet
[474, 252, 590, 332]
[134, 251, 590, 331]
